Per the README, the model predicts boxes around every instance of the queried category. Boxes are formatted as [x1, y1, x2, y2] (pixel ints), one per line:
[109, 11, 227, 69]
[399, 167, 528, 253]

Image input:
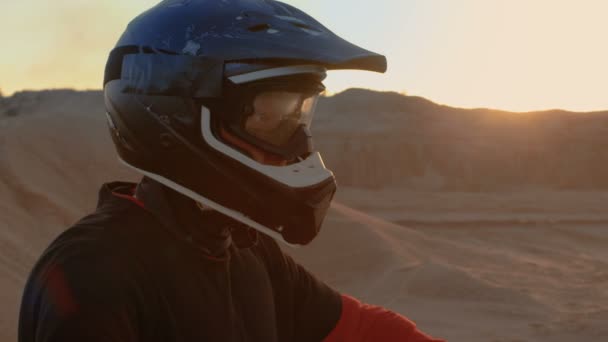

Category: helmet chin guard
[117, 156, 303, 248]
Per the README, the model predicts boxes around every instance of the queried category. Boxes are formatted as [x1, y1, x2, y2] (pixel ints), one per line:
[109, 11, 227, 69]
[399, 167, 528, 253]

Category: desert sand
[1, 90, 607, 341]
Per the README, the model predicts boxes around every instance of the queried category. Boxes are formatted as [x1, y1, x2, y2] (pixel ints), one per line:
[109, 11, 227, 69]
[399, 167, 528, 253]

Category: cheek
[219, 127, 287, 166]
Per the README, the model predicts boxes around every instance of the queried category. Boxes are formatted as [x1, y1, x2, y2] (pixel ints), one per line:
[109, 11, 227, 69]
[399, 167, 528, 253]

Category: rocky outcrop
[315, 89, 608, 190]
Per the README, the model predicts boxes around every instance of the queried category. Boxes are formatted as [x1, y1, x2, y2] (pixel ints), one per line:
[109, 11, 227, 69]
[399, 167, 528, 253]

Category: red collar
[111, 186, 145, 209]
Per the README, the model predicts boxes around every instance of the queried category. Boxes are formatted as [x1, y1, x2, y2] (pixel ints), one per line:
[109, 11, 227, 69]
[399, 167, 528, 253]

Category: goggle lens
[244, 91, 318, 146]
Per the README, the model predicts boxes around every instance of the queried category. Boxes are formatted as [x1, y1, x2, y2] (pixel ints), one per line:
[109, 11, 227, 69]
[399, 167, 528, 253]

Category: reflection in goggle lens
[244, 91, 318, 146]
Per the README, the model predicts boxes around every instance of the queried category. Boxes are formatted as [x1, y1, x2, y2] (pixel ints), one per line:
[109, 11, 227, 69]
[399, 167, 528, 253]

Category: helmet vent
[248, 23, 271, 32]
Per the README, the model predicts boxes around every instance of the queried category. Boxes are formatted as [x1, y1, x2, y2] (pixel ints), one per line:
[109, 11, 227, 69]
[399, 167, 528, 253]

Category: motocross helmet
[103, 0, 387, 246]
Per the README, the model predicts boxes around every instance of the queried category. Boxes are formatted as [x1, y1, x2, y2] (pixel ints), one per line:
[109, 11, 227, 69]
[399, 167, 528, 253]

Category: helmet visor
[243, 91, 319, 146]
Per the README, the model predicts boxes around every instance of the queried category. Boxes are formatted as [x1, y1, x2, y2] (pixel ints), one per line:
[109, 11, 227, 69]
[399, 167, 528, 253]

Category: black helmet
[103, 0, 387, 246]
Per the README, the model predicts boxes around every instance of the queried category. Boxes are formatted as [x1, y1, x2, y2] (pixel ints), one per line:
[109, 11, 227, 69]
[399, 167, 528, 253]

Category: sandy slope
[0, 108, 138, 341]
[1, 91, 608, 341]
[291, 203, 608, 341]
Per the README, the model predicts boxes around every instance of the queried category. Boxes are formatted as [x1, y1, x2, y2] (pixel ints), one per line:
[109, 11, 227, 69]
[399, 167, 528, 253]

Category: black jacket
[19, 178, 342, 341]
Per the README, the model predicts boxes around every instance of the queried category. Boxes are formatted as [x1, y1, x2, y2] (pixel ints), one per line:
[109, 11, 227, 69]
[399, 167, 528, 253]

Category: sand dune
[1, 90, 608, 341]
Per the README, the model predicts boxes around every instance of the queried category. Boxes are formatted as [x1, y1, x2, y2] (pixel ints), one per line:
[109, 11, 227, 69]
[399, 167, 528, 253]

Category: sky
[1, 0, 607, 112]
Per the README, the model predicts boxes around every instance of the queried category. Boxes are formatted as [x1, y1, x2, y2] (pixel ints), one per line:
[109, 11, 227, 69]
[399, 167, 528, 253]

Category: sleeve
[256, 236, 343, 342]
[18, 238, 139, 342]
[323, 295, 446, 342]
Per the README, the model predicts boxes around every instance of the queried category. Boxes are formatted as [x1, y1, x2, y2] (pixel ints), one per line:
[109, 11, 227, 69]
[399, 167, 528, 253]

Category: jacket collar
[134, 176, 234, 258]
[100, 178, 259, 256]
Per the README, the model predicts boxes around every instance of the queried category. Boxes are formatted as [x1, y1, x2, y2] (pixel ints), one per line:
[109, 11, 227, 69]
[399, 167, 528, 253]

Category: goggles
[244, 91, 319, 147]
[218, 73, 325, 161]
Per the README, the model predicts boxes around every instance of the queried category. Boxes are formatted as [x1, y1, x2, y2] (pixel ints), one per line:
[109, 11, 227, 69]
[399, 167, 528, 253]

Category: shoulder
[37, 205, 146, 269]
[20, 207, 153, 324]
[19, 214, 146, 342]
[24, 199, 159, 305]
[19, 183, 165, 341]
[26, 216, 134, 301]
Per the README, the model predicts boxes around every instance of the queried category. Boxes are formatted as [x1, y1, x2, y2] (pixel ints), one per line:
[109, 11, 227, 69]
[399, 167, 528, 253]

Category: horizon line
[2, 86, 607, 114]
